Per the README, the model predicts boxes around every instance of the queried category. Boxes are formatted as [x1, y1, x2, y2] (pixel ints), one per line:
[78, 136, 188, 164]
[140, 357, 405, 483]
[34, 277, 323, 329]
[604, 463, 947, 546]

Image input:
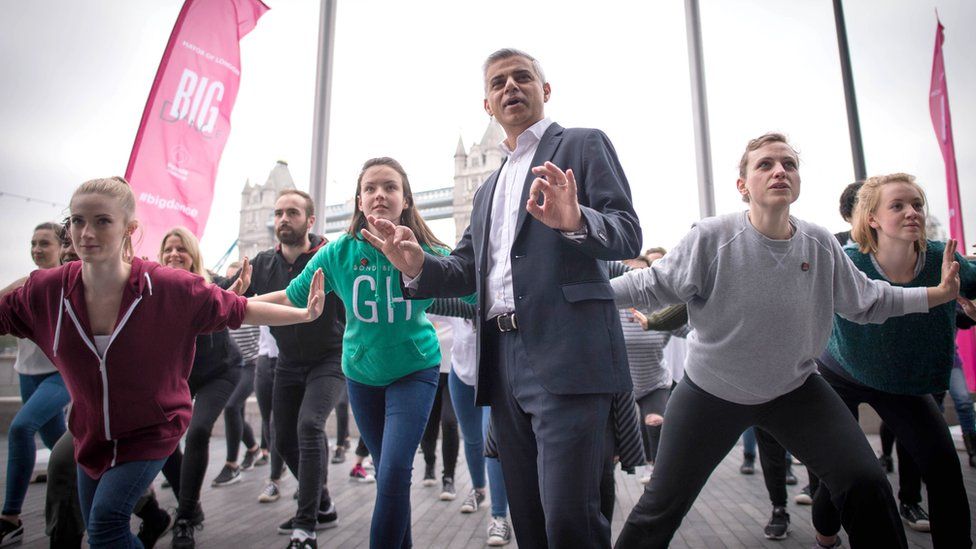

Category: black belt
[490, 312, 518, 332]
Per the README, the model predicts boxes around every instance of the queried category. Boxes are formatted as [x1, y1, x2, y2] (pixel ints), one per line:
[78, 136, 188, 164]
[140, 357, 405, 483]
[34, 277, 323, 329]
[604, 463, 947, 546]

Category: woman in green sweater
[255, 157, 452, 549]
[812, 173, 975, 549]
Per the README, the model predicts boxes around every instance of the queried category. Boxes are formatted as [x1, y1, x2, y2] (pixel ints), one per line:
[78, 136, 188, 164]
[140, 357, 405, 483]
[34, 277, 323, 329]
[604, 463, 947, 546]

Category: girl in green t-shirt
[259, 157, 452, 549]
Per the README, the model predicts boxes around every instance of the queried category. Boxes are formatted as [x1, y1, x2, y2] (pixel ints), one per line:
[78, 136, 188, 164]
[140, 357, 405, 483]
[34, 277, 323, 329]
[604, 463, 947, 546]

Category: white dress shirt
[484, 117, 553, 319]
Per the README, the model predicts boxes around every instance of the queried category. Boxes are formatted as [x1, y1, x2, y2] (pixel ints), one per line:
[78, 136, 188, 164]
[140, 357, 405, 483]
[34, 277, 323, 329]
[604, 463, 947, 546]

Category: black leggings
[614, 375, 906, 549]
[813, 367, 970, 548]
[255, 355, 285, 481]
[223, 361, 258, 463]
[421, 372, 459, 479]
[175, 368, 239, 520]
[636, 387, 669, 463]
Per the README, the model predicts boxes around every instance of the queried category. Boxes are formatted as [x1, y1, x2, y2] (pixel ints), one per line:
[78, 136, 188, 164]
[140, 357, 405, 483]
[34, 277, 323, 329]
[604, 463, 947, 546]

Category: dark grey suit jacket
[407, 123, 642, 404]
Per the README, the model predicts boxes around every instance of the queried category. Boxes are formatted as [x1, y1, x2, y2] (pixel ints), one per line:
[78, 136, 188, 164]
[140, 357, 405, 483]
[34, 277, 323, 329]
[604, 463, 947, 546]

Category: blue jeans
[77, 458, 166, 548]
[948, 363, 975, 434]
[741, 426, 757, 458]
[2, 372, 69, 515]
[346, 367, 438, 549]
[448, 368, 508, 518]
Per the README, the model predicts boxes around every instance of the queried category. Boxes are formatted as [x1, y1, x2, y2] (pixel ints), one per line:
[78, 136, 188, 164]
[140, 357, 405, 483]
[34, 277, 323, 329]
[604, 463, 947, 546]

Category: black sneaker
[879, 454, 894, 473]
[241, 447, 261, 471]
[287, 535, 317, 549]
[0, 519, 23, 548]
[211, 464, 242, 487]
[794, 484, 813, 505]
[171, 518, 200, 549]
[763, 506, 790, 540]
[740, 456, 755, 475]
[899, 502, 930, 532]
[330, 445, 347, 464]
[785, 466, 798, 486]
[277, 502, 339, 534]
[440, 477, 457, 501]
[137, 506, 172, 548]
[422, 465, 437, 486]
[459, 489, 486, 513]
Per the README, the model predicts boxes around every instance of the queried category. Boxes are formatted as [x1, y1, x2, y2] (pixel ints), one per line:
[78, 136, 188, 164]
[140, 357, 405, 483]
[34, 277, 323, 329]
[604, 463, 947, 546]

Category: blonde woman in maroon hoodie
[0, 177, 325, 549]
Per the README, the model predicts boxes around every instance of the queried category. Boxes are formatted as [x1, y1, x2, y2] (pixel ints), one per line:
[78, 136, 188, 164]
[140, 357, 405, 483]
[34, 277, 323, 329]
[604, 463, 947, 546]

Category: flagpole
[309, 0, 337, 234]
[684, 0, 714, 219]
[832, 0, 867, 181]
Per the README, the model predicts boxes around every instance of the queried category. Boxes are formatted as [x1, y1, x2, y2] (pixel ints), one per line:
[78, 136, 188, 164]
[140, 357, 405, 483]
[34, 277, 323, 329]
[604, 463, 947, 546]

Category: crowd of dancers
[0, 47, 974, 549]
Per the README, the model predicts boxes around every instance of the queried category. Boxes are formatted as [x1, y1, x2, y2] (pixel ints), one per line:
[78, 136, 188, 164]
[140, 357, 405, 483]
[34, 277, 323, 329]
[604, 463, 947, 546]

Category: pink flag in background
[125, 0, 269, 258]
[929, 18, 976, 390]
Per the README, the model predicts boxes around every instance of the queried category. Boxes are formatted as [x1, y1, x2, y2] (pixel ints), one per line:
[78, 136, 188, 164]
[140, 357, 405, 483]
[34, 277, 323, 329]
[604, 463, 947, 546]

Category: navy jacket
[407, 123, 641, 404]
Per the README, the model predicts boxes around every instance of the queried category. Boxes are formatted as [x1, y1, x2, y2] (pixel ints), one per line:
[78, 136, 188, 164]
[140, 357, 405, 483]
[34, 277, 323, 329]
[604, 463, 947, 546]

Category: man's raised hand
[361, 216, 426, 278]
[526, 161, 584, 232]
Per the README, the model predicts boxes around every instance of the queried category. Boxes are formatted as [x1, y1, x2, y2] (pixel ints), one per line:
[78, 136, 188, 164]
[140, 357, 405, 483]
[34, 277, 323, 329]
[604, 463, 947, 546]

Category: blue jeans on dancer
[448, 368, 508, 518]
[346, 366, 438, 549]
[77, 458, 166, 549]
[3, 372, 69, 516]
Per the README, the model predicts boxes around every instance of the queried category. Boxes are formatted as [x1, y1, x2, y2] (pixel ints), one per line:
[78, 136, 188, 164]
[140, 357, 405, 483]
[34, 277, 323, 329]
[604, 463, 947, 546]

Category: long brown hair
[347, 157, 447, 252]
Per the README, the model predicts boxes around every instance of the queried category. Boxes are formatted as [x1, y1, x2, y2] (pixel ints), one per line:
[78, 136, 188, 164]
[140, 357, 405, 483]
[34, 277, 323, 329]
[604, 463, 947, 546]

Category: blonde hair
[851, 173, 928, 255]
[70, 176, 138, 262]
[159, 226, 210, 281]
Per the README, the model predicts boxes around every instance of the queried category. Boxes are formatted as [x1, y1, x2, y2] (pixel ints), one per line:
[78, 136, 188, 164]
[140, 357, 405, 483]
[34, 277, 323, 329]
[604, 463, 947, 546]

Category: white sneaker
[487, 516, 511, 546]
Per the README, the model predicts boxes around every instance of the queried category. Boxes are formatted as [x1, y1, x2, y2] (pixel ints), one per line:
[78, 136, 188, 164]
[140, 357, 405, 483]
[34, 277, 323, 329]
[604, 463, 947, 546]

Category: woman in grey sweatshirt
[611, 133, 961, 549]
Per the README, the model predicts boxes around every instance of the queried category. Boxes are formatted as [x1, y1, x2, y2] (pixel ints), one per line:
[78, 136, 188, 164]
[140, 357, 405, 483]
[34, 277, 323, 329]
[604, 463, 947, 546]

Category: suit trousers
[486, 327, 612, 549]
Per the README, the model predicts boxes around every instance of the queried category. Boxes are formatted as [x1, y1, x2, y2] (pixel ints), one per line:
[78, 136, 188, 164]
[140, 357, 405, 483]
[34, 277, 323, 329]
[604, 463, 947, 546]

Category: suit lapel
[514, 123, 563, 238]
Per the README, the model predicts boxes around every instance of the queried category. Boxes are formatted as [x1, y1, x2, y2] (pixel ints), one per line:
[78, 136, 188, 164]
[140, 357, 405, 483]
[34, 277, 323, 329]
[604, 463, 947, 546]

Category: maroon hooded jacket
[0, 257, 247, 478]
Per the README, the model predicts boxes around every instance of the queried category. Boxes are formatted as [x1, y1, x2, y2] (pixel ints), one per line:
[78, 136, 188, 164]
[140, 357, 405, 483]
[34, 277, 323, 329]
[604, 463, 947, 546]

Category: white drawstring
[53, 287, 65, 357]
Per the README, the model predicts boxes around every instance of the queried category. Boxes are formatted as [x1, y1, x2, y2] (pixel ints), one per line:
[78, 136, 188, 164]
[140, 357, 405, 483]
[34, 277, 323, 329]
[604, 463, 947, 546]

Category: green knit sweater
[826, 240, 976, 395]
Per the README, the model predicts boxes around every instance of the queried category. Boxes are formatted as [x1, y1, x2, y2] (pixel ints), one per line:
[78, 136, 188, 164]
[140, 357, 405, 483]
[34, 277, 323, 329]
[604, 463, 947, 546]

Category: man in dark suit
[362, 48, 641, 548]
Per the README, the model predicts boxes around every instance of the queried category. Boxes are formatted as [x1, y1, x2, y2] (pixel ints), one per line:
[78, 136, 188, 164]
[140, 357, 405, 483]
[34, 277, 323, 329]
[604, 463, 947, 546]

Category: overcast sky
[1, 0, 974, 284]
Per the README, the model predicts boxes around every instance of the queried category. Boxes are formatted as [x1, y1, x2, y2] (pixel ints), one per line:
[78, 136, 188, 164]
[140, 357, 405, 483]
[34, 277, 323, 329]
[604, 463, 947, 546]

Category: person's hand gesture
[939, 239, 961, 302]
[228, 257, 252, 296]
[632, 308, 650, 331]
[361, 216, 426, 278]
[305, 268, 325, 321]
[526, 161, 584, 232]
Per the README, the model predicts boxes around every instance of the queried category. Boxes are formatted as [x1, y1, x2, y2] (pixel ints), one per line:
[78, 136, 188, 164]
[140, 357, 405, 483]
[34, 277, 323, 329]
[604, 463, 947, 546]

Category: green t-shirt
[286, 233, 445, 386]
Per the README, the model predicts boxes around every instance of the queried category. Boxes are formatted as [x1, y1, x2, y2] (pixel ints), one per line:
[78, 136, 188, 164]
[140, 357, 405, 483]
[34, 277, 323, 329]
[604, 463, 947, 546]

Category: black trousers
[813, 367, 971, 548]
[615, 375, 906, 549]
[273, 357, 344, 532]
[421, 372, 459, 479]
[223, 361, 258, 463]
[486, 328, 612, 549]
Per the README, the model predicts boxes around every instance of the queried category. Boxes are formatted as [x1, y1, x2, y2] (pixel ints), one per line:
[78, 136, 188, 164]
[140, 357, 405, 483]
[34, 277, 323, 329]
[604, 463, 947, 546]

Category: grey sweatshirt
[612, 211, 929, 404]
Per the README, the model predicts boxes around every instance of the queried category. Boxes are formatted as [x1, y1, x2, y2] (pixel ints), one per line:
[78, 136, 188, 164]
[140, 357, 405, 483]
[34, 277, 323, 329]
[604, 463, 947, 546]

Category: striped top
[619, 309, 689, 398]
[229, 324, 261, 364]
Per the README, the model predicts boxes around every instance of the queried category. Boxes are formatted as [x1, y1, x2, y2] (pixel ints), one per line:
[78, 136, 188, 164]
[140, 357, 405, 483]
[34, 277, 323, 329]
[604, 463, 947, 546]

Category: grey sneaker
[211, 465, 242, 487]
[439, 477, 456, 501]
[459, 489, 486, 513]
[258, 481, 281, 503]
[487, 517, 511, 546]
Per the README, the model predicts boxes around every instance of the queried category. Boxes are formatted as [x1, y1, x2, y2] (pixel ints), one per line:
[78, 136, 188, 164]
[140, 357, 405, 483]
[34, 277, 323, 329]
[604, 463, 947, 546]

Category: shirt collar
[498, 117, 553, 157]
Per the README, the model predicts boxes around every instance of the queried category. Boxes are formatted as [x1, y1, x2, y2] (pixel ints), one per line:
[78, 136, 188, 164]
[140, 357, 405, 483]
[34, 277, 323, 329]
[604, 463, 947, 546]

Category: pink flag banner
[125, 0, 269, 258]
[929, 18, 976, 390]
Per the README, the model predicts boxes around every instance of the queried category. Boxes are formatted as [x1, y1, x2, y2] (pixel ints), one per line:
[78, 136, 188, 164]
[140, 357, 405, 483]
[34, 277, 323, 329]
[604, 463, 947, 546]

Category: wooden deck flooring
[2, 432, 973, 548]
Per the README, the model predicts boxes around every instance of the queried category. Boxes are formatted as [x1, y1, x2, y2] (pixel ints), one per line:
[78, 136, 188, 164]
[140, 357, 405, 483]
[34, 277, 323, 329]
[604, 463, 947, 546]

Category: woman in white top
[0, 222, 73, 545]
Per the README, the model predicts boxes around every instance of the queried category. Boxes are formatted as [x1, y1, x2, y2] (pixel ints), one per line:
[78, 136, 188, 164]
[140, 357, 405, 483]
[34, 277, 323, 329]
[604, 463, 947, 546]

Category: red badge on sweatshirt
[360, 258, 369, 267]
[801, 262, 810, 272]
